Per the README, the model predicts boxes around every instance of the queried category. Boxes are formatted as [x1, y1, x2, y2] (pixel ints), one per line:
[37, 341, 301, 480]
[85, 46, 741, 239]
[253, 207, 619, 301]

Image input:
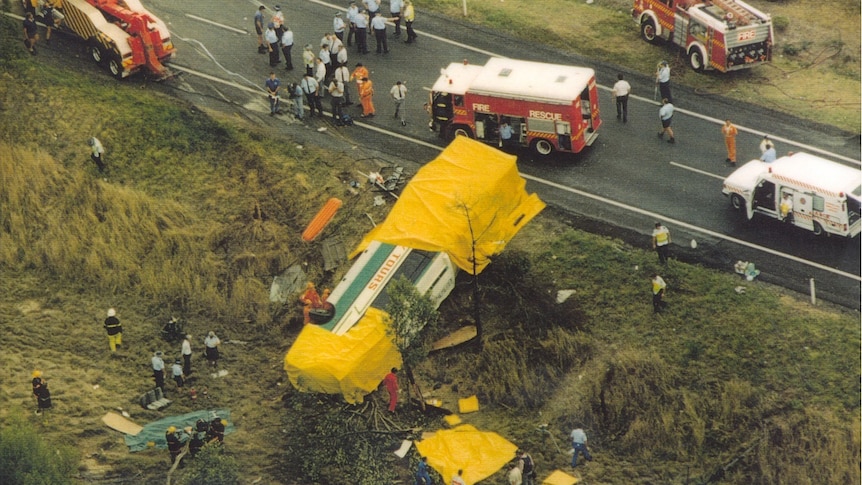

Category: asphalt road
[16, 0, 860, 307]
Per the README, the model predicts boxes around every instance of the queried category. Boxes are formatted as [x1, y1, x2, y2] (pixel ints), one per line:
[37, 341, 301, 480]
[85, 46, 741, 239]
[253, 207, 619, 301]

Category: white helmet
[107, 308, 116, 317]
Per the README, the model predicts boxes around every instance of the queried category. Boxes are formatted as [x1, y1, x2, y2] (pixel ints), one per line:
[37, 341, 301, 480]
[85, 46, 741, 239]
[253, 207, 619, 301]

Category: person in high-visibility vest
[651, 222, 671, 265]
[651, 274, 667, 313]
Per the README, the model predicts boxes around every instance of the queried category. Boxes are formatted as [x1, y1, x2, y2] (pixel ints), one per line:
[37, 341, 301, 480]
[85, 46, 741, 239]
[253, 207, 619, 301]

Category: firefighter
[165, 426, 185, 465]
[207, 418, 227, 445]
[188, 419, 208, 457]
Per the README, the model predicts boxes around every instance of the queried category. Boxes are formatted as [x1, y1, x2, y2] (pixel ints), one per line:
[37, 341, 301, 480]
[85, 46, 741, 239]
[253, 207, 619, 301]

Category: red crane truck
[632, 0, 773, 72]
[429, 58, 601, 158]
[23, 0, 175, 79]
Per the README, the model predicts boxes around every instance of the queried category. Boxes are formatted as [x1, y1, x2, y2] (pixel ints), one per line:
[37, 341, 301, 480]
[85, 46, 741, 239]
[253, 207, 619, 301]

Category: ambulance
[721, 153, 862, 237]
[429, 58, 601, 158]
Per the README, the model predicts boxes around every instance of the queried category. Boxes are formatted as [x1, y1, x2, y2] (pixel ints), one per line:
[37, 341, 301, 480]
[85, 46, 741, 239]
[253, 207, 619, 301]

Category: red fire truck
[632, 0, 773, 72]
[429, 58, 601, 158]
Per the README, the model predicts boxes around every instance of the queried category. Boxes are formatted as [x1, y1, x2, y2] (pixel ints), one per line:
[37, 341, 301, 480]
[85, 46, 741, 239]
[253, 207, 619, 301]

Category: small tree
[0, 417, 77, 485]
[177, 445, 239, 485]
[386, 276, 440, 409]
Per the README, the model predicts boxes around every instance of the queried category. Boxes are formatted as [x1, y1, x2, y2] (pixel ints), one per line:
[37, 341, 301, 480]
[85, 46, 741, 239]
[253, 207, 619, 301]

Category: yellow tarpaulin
[351, 137, 545, 274]
[415, 424, 518, 485]
[284, 307, 401, 404]
[543, 470, 579, 485]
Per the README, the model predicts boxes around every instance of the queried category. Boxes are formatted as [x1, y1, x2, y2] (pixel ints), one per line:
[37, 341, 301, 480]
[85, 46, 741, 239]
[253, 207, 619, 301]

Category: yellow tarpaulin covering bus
[284, 307, 401, 404]
[351, 136, 546, 274]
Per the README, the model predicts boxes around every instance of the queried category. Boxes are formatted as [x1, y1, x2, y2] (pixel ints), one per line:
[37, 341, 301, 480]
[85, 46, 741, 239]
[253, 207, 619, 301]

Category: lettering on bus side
[367, 252, 403, 290]
[529, 110, 562, 121]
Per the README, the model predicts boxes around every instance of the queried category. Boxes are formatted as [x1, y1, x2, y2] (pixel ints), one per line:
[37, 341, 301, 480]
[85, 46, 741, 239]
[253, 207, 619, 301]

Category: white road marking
[670, 162, 726, 180]
[185, 14, 248, 35]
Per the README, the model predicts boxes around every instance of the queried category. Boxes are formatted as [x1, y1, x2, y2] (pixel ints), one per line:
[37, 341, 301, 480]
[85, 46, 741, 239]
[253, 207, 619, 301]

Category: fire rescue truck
[722, 153, 862, 238]
[632, 0, 773, 72]
[429, 58, 601, 158]
[23, 0, 175, 79]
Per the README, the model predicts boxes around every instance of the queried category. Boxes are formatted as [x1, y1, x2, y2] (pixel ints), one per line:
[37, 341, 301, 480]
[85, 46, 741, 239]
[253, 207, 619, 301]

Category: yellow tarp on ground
[351, 137, 546, 274]
[415, 424, 518, 485]
[543, 470, 579, 485]
[284, 307, 401, 404]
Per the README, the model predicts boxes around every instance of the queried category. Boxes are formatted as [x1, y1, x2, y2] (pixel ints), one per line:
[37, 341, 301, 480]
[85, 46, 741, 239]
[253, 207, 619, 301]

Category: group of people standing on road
[255, 2, 414, 126]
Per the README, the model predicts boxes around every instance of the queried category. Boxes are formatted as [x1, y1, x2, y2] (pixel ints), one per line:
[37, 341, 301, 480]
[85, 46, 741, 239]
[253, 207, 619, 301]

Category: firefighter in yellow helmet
[165, 426, 185, 465]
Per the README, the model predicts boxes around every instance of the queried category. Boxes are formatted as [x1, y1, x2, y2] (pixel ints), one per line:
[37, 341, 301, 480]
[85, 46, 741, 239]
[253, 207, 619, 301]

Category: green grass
[0, 13, 859, 485]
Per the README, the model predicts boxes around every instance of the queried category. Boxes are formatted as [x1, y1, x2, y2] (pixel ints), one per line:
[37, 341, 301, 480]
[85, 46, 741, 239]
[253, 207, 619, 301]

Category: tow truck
[23, 0, 175, 79]
[632, 0, 773, 72]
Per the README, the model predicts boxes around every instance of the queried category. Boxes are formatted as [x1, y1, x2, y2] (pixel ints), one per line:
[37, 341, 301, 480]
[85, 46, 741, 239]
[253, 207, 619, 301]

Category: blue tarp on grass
[124, 409, 235, 452]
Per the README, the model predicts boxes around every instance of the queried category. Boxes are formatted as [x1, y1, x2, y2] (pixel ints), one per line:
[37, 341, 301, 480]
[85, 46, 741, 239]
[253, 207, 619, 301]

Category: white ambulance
[722, 153, 862, 237]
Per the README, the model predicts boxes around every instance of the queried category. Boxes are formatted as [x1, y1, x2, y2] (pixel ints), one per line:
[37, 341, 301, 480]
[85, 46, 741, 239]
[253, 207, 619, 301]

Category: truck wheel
[531, 139, 555, 157]
[688, 48, 705, 72]
[107, 56, 124, 79]
[730, 194, 744, 210]
[640, 19, 657, 43]
[89, 42, 105, 65]
[812, 222, 823, 236]
[451, 126, 473, 139]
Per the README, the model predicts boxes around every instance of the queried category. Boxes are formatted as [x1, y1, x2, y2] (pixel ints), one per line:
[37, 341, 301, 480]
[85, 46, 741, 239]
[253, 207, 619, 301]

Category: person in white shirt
[346, 1, 359, 46]
[390, 0, 403, 36]
[657, 98, 675, 144]
[181, 334, 192, 375]
[280, 27, 294, 70]
[611, 73, 632, 122]
[204, 331, 221, 367]
[333, 11, 346, 43]
[570, 427, 593, 467]
[390, 80, 407, 125]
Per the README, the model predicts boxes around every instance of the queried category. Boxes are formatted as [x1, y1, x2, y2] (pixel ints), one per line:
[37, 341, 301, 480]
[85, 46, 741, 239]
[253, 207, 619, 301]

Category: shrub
[772, 15, 789, 33]
[178, 445, 240, 485]
[0, 417, 78, 485]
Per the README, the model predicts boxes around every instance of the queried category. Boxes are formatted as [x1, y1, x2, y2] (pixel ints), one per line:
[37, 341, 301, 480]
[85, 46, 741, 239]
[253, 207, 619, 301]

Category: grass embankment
[424, 0, 861, 133]
[0, 14, 858, 485]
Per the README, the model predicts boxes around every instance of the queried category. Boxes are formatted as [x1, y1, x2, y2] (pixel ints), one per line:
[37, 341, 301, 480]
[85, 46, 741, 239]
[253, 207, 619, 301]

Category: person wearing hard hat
[165, 426, 185, 465]
[104, 308, 122, 352]
[207, 417, 227, 444]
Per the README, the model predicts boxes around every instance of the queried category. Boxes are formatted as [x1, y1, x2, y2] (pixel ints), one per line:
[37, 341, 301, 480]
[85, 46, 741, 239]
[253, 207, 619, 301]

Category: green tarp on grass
[124, 409, 235, 452]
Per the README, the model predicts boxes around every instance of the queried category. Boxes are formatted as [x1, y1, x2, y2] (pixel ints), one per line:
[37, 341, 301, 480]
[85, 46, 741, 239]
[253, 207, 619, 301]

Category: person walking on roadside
[265, 23, 280, 67]
[570, 427, 593, 467]
[281, 26, 294, 70]
[657, 98, 675, 144]
[651, 222, 671, 265]
[390, 80, 407, 125]
[152, 351, 166, 391]
[254, 6, 267, 53]
[265, 71, 281, 116]
[403, 0, 417, 44]
[655, 60, 672, 103]
[722, 118, 739, 165]
[181, 334, 193, 376]
[204, 331, 221, 368]
[651, 273, 667, 313]
[359, 77, 375, 117]
[104, 307, 123, 352]
[301, 73, 323, 118]
[382, 368, 399, 412]
[612, 73, 631, 123]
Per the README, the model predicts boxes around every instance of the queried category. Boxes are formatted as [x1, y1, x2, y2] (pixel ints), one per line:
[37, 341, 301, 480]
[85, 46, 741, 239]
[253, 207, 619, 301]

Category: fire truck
[23, 0, 175, 79]
[632, 0, 773, 72]
[429, 58, 601, 158]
